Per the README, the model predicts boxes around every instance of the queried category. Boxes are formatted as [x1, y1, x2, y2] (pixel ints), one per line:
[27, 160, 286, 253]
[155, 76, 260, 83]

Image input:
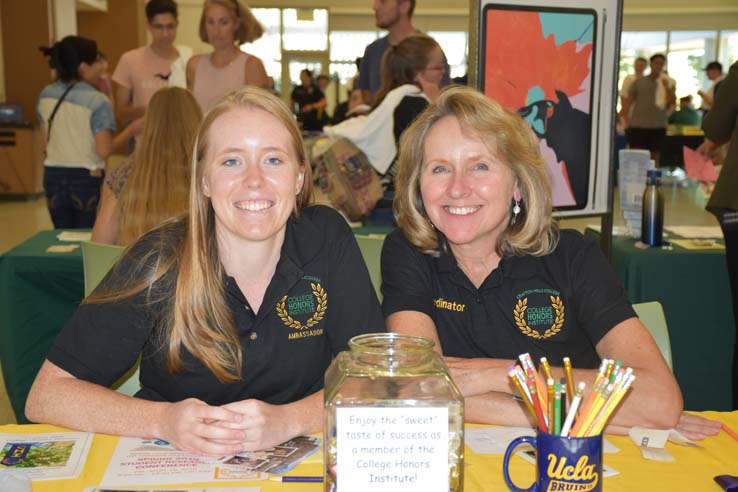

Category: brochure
[100, 436, 320, 487]
[0, 431, 93, 480]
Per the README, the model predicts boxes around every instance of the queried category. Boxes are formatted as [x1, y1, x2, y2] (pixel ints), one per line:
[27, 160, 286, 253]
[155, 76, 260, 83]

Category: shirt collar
[436, 242, 539, 280]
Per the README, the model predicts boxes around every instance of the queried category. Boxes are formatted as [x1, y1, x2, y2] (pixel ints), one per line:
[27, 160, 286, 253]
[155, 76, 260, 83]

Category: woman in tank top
[187, 0, 269, 112]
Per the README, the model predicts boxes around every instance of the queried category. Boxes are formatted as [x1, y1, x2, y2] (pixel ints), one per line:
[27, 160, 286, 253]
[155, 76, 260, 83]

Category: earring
[511, 199, 521, 225]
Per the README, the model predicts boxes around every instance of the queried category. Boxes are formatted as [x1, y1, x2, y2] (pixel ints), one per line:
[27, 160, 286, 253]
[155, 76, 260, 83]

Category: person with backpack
[38, 36, 140, 228]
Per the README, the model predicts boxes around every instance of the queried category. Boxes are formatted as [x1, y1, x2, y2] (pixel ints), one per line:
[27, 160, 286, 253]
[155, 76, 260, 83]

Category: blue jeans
[44, 166, 103, 229]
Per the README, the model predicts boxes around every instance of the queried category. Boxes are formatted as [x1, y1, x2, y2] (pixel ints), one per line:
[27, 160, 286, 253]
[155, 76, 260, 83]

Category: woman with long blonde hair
[92, 86, 202, 245]
[27, 87, 384, 456]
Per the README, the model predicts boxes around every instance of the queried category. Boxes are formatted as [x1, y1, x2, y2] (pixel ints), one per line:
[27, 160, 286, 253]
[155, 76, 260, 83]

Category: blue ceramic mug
[502, 431, 602, 492]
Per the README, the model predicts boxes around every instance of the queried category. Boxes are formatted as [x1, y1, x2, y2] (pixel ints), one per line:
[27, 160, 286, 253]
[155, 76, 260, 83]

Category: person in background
[187, 0, 269, 112]
[92, 87, 202, 245]
[94, 52, 113, 103]
[621, 53, 676, 167]
[113, 0, 191, 125]
[698, 61, 724, 115]
[325, 34, 444, 189]
[357, 0, 450, 104]
[618, 56, 647, 127]
[668, 95, 701, 126]
[26, 87, 385, 455]
[38, 36, 140, 229]
[382, 86, 687, 434]
[291, 69, 327, 132]
[698, 60, 738, 411]
[316, 74, 330, 93]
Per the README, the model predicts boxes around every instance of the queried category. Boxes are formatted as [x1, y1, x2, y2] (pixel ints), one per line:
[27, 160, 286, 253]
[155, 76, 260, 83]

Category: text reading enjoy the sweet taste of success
[336, 407, 449, 492]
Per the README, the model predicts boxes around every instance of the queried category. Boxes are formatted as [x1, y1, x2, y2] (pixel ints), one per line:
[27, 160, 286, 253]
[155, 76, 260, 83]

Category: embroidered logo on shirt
[434, 298, 465, 312]
[277, 282, 327, 339]
[513, 289, 565, 339]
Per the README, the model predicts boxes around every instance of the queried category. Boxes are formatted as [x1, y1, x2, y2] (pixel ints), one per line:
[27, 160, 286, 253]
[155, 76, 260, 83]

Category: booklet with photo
[0, 432, 93, 480]
[219, 436, 321, 475]
[101, 436, 320, 487]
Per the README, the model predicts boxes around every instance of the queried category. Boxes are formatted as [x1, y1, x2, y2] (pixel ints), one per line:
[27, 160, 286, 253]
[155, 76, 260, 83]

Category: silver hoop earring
[511, 200, 521, 225]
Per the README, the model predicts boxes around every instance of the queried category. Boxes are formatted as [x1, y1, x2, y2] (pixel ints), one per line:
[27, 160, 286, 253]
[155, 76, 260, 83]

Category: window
[428, 31, 468, 79]
[248, 9, 281, 90]
[329, 31, 380, 86]
[283, 9, 328, 52]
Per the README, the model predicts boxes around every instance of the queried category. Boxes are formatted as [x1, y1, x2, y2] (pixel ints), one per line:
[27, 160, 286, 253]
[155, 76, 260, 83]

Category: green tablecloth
[0, 230, 85, 423]
[586, 229, 735, 411]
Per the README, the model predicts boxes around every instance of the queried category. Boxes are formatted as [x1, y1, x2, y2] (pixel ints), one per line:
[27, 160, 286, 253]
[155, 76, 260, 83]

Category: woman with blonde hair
[382, 85, 683, 433]
[187, 0, 269, 112]
[92, 87, 202, 245]
[26, 87, 384, 455]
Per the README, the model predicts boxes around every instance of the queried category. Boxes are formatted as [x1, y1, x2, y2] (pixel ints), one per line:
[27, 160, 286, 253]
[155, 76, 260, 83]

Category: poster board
[472, 0, 622, 217]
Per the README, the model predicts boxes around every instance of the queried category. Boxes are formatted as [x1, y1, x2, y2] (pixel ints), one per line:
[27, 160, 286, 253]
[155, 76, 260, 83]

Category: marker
[547, 378, 556, 432]
[553, 383, 562, 435]
[270, 476, 324, 483]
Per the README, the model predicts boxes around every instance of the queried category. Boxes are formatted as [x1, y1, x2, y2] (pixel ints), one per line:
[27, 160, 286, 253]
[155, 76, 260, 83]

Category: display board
[474, 0, 622, 216]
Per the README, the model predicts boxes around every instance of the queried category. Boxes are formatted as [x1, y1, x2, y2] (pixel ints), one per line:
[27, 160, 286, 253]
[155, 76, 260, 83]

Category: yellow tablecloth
[2, 411, 737, 491]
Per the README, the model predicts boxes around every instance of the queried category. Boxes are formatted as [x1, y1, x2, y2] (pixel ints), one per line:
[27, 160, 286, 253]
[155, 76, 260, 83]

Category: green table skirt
[586, 229, 735, 410]
[0, 230, 85, 422]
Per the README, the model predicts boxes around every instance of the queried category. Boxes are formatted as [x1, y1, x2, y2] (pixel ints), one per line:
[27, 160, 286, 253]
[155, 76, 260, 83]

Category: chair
[355, 234, 385, 301]
[80, 241, 141, 395]
[632, 301, 673, 370]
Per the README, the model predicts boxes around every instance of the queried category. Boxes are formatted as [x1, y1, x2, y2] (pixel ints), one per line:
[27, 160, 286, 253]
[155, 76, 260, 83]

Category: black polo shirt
[381, 229, 635, 369]
[47, 205, 385, 405]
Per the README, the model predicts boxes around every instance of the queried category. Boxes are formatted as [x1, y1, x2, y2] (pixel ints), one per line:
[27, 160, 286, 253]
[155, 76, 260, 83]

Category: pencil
[579, 384, 614, 437]
[569, 376, 606, 437]
[722, 423, 738, 442]
[540, 357, 554, 382]
[560, 382, 585, 437]
[563, 357, 575, 403]
[525, 374, 548, 432]
[587, 375, 635, 436]
[509, 367, 537, 422]
[547, 378, 555, 432]
[554, 383, 562, 435]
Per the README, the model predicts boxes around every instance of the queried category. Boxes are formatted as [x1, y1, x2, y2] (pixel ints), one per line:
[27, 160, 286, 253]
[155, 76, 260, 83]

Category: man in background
[699, 60, 738, 409]
[698, 61, 724, 115]
[112, 0, 191, 124]
[669, 95, 701, 126]
[618, 56, 647, 127]
[621, 53, 676, 166]
[356, 0, 450, 104]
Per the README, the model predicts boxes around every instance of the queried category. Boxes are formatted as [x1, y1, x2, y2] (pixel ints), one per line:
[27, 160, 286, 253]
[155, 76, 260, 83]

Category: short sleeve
[567, 233, 636, 345]
[111, 52, 132, 89]
[356, 47, 372, 91]
[380, 230, 435, 318]
[90, 98, 116, 134]
[316, 208, 385, 354]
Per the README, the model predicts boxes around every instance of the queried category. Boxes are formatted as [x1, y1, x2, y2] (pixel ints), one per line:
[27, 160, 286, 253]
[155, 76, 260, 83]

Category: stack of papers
[618, 149, 654, 237]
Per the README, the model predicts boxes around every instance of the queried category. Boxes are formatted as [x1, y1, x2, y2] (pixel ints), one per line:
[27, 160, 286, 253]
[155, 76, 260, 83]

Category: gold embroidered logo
[434, 298, 465, 312]
[514, 296, 565, 339]
[277, 283, 327, 334]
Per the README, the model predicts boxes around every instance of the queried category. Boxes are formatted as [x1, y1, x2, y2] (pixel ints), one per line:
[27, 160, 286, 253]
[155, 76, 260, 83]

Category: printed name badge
[336, 407, 448, 492]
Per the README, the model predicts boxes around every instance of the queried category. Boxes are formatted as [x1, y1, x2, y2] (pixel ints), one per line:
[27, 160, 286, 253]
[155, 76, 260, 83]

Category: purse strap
[46, 82, 76, 143]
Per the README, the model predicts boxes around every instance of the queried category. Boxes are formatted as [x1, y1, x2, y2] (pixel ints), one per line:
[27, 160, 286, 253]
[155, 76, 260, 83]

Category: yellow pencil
[509, 368, 537, 422]
[576, 384, 613, 437]
[563, 357, 575, 403]
[540, 357, 554, 382]
[587, 375, 636, 436]
[569, 375, 606, 436]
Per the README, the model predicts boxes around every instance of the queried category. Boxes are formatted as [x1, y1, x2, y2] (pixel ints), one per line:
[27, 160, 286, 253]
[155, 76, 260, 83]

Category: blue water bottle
[640, 169, 664, 246]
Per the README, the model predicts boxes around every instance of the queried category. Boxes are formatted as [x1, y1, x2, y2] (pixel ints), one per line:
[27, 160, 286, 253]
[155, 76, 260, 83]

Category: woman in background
[38, 36, 140, 229]
[187, 0, 269, 112]
[92, 87, 202, 245]
[324, 34, 445, 188]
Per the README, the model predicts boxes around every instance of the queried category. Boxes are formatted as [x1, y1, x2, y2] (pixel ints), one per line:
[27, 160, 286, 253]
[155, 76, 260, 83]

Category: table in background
[0, 230, 85, 423]
[3, 411, 737, 492]
[660, 126, 704, 168]
[585, 227, 735, 411]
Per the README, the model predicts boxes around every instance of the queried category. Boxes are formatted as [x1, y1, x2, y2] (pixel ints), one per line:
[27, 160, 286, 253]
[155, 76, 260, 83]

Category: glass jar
[324, 333, 464, 492]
